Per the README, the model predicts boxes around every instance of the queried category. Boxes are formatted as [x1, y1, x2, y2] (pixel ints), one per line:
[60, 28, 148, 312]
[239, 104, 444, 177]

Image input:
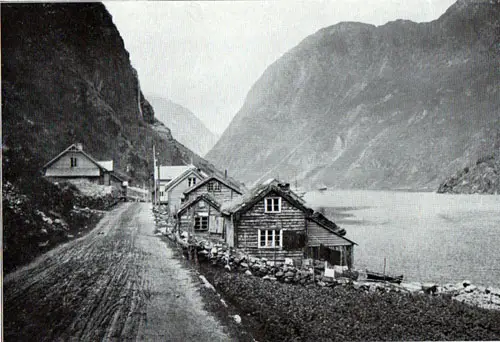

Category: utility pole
[153, 145, 157, 206]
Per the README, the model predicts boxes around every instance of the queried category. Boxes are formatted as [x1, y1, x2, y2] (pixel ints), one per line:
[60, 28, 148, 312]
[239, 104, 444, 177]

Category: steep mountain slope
[207, 0, 500, 190]
[2, 2, 229, 271]
[148, 95, 219, 156]
[2, 3, 205, 184]
[438, 150, 500, 194]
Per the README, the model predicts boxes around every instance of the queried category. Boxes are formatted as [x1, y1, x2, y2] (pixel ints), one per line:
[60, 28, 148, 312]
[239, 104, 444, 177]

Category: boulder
[275, 271, 284, 278]
[464, 285, 477, 293]
[245, 270, 253, 276]
[284, 271, 295, 278]
[422, 283, 438, 294]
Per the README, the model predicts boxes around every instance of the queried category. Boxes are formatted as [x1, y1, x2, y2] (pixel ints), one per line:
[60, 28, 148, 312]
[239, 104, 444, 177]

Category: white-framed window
[194, 216, 208, 231]
[258, 229, 282, 248]
[70, 157, 78, 168]
[264, 197, 281, 213]
[188, 177, 197, 187]
[207, 181, 221, 192]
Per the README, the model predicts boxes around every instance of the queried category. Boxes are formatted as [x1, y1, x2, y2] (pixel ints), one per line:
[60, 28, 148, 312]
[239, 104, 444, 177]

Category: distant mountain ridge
[206, 0, 500, 190]
[147, 95, 219, 156]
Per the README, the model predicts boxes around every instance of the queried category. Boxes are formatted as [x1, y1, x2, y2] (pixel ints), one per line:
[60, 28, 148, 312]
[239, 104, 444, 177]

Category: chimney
[224, 169, 228, 179]
[278, 183, 290, 191]
[75, 143, 83, 151]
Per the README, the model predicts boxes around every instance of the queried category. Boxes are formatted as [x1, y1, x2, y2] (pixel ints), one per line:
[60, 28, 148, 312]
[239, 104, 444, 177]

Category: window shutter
[283, 231, 306, 250]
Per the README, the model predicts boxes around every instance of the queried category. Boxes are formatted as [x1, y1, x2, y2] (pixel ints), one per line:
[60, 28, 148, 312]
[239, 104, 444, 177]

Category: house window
[70, 157, 78, 168]
[264, 197, 281, 213]
[198, 200, 206, 208]
[194, 216, 208, 231]
[258, 229, 282, 248]
[188, 177, 197, 187]
[207, 181, 221, 192]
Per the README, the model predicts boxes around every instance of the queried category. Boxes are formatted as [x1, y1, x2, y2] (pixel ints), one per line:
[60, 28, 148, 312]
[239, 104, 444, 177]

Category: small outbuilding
[175, 193, 224, 237]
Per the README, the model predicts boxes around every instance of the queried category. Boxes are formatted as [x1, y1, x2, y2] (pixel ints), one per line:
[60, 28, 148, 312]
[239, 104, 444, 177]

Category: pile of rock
[175, 237, 357, 287]
[351, 279, 500, 311]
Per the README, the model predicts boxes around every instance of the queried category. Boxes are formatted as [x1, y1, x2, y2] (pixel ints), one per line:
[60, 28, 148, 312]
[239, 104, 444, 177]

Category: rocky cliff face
[2, 3, 202, 184]
[148, 95, 219, 156]
[438, 151, 500, 194]
[206, 0, 500, 190]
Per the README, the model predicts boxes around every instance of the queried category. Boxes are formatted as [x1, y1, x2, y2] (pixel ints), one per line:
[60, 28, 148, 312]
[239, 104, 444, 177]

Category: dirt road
[4, 203, 229, 341]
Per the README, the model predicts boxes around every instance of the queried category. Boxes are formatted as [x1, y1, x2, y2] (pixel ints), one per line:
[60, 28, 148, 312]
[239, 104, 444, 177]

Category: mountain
[206, 0, 500, 190]
[438, 151, 500, 194]
[2, 3, 208, 185]
[2, 2, 230, 271]
[147, 95, 219, 156]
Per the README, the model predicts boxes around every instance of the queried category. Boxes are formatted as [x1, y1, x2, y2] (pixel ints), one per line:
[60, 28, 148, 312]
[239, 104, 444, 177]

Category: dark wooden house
[183, 174, 243, 204]
[175, 193, 224, 237]
[221, 179, 311, 264]
[222, 179, 356, 267]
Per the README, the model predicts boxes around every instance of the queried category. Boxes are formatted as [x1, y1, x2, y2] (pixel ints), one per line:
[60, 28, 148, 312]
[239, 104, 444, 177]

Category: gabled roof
[98, 161, 113, 172]
[308, 214, 356, 245]
[220, 178, 311, 217]
[183, 174, 243, 196]
[156, 165, 195, 181]
[164, 167, 205, 192]
[175, 193, 221, 218]
[42, 143, 108, 173]
[307, 224, 357, 246]
[309, 212, 345, 236]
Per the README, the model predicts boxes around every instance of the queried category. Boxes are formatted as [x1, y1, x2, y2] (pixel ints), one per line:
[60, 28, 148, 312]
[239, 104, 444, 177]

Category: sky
[105, 0, 456, 135]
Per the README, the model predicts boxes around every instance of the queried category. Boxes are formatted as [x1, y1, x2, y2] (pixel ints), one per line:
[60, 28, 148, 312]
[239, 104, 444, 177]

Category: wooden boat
[318, 186, 328, 191]
[366, 270, 404, 284]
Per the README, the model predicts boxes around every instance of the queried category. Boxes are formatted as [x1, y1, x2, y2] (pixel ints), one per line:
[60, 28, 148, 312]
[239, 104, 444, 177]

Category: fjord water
[305, 191, 500, 286]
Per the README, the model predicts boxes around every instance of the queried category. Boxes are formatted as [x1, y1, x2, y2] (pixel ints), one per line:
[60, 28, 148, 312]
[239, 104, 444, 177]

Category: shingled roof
[175, 193, 221, 218]
[220, 178, 310, 216]
[220, 178, 349, 238]
[183, 174, 244, 196]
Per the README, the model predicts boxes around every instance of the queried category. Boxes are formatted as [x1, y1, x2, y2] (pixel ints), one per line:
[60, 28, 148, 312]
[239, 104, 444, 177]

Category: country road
[4, 203, 229, 341]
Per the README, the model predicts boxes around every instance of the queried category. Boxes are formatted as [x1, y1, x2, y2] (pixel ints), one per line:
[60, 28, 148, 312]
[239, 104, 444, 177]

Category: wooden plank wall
[168, 173, 203, 214]
[307, 220, 353, 247]
[236, 191, 306, 262]
[45, 152, 101, 177]
[186, 180, 239, 203]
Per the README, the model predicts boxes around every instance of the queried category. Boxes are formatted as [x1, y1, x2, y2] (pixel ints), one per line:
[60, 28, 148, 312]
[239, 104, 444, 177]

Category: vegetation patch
[199, 265, 500, 341]
[3, 177, 117, 274]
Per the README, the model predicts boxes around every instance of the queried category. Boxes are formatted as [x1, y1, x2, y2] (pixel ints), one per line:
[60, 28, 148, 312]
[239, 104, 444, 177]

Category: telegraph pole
[153, 144, 157, 206]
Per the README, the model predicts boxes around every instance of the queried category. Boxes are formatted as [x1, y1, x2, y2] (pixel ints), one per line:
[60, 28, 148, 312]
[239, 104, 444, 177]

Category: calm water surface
[304, 190, 500, 286]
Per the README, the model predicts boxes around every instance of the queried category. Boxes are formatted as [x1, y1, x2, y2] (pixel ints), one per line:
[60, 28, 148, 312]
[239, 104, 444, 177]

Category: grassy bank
[198, 263, 500, 341]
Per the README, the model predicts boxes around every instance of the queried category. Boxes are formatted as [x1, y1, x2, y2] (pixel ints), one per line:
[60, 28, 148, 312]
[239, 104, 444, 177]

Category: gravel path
[4, 203, 229, 341]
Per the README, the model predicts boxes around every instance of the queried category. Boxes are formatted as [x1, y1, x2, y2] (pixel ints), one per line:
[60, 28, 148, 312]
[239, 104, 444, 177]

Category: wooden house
[221, 179, 311, 264]
[42, 143, 124, 190]
[221, 179, 356, 267]
[159, 167, 206, 214]
[175, 193, 224, 237]
[155, 165, 196, 204]
[183, 174, 243, 203]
